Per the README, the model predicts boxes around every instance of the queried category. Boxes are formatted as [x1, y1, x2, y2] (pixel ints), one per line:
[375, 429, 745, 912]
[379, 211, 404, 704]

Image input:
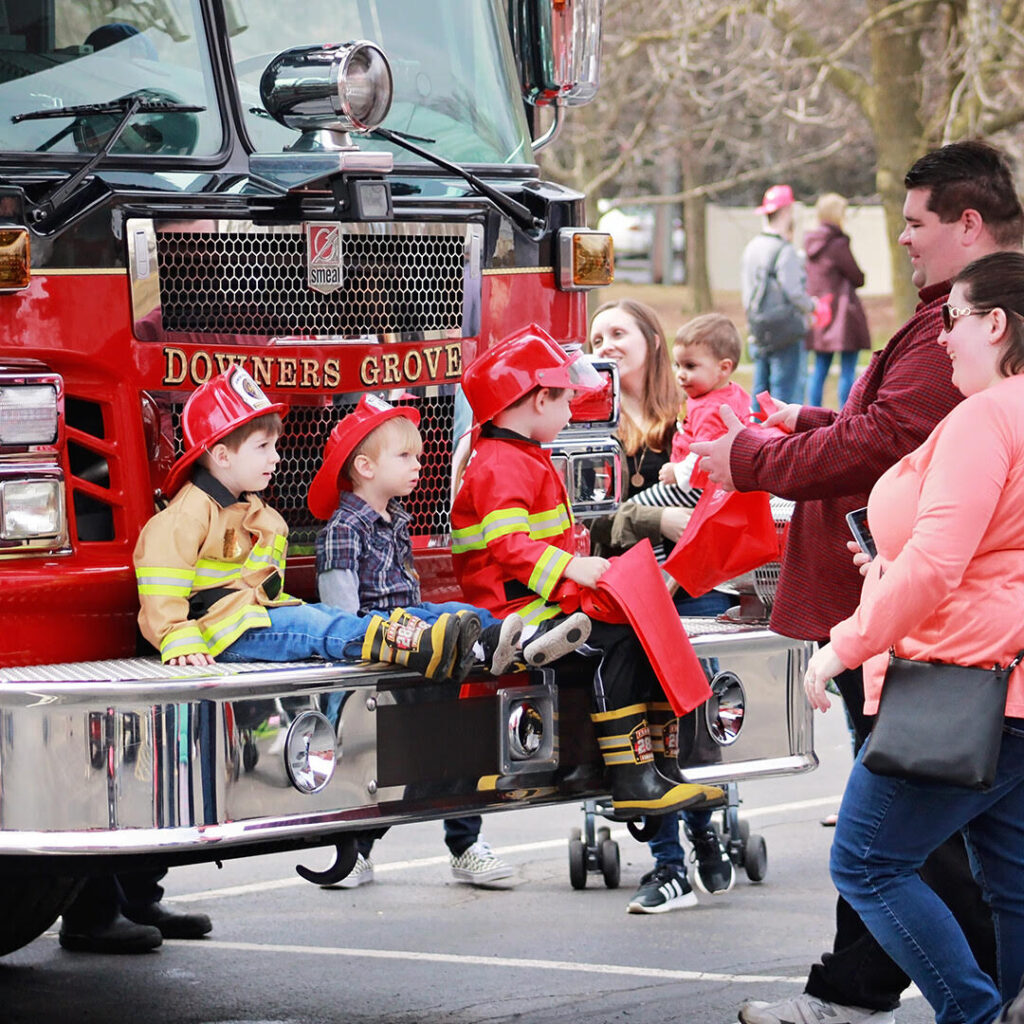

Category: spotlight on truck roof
[260, 41, 393, 135]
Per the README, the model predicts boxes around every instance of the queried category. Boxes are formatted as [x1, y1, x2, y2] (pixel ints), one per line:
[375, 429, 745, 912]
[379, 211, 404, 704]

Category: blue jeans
[370, 600, 499, 630]
[831, 729, 1024, 1024]
[649, 807, 713, 869]
[807, 350, 860, 409]
[219, 602, 368, 662]
[751, 339, 806, 409]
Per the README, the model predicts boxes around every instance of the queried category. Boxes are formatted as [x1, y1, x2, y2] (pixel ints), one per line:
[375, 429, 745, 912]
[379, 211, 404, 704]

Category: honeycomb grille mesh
[156, 229, 466, 337]
[752, 497, 796, 608]
[167, 389, 455, 550]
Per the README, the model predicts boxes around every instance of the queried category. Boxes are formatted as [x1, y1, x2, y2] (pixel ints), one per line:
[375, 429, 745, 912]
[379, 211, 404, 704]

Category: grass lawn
[590, 282, 897, 411]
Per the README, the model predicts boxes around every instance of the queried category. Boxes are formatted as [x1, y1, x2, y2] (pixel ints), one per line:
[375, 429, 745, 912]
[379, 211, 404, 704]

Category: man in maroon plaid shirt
[693, 141, 1024, 1024]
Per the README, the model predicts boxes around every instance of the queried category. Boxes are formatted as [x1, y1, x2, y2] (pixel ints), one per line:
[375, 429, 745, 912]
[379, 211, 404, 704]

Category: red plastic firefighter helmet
[308, 394, 421, 520]
[461, 324, 603, 425]
[162, 366, 289, 496]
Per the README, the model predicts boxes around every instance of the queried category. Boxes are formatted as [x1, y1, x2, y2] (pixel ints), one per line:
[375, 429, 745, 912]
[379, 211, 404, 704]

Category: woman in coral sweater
[805, 251, 1024, 1024]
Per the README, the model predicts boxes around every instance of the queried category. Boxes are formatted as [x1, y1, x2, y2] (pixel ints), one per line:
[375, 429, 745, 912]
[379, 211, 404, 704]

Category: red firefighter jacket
[451, 428, 574, 626]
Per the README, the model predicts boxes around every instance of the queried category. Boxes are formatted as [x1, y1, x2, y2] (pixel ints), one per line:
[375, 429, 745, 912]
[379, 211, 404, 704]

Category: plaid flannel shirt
[315, 491, 420, 613]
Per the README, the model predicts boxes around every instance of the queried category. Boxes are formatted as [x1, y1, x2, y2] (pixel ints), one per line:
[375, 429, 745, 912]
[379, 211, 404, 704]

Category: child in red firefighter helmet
[451, 326, 725, 815]
[307, 391, 592, 889]
[134, 365, 462, 677]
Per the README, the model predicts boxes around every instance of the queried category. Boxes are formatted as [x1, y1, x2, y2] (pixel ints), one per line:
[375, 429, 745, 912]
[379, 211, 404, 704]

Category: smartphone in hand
[846, 506, 877, 559]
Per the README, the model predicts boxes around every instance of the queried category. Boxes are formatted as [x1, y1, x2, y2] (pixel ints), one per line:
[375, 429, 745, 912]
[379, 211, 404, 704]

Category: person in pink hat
[134, 366, 463, 677]
[741, 183, 816, 411]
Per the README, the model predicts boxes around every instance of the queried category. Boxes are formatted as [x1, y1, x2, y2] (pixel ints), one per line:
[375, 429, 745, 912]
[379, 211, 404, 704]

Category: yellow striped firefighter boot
[648, 702, 726, 808]
[591, 704, 724, 815]
[361, 610, 461, 682]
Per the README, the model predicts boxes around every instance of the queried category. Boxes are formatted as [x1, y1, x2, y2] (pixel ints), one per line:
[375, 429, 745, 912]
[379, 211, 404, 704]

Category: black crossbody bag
[862, 649, 1024, 790]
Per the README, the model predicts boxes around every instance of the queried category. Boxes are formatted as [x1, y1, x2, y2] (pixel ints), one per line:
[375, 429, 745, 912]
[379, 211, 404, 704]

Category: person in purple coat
[804, 194, 872, 408]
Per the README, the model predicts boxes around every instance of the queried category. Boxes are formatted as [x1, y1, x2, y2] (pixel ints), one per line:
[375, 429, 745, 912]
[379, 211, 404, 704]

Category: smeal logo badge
[305, 223, 343, 294]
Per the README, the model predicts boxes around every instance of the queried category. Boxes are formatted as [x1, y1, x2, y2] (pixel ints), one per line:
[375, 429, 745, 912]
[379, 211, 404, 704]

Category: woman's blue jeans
[830, 728, 1024, 1024]
[807, 350, 860, 409]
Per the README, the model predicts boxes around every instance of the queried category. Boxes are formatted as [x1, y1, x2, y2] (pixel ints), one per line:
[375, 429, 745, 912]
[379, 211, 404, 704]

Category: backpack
[747, 240, 808, 353]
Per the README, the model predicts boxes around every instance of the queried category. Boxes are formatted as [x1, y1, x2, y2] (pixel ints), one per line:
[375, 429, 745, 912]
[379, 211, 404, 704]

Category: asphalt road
[0, 707, 937, 1024]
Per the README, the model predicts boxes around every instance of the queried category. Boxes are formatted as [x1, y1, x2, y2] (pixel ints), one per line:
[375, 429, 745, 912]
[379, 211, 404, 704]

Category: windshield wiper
[369, 125, 542, 234]
[14, 95, 206, 228]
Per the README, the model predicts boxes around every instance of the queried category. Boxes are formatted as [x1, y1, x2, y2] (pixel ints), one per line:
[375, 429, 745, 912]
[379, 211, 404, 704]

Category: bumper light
[706, 671, 746, 746]
[285, 711, 337, 794]
[498, 686, 557, 775]
[1, 478, 64, 539]
[0, 384, 58, 445]
[558, 228, 614, 290]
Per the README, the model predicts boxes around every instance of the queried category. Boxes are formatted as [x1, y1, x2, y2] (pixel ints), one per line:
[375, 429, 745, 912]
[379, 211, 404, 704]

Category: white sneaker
[323, 853, 374, 890]
[449, 841, 514, 886]
[738, 994, 895, 1024]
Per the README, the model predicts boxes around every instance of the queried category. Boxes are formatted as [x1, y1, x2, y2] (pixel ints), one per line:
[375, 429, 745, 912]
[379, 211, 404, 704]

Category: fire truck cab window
[0, 0, 221, 156]
[231, 0, 533, 166]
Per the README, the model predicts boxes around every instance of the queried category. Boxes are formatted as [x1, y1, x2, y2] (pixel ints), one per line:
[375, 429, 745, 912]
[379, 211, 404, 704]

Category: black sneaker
[626, 864, 697, 914]
[686, 823, 735, 895]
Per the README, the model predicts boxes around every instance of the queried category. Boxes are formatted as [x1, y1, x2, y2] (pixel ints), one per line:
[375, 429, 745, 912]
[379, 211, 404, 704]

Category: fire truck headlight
[0, 384, 58, 445]
[557, 229, 614, 290]
[0, 478, 64, 539]
[260, 41, 393, 134]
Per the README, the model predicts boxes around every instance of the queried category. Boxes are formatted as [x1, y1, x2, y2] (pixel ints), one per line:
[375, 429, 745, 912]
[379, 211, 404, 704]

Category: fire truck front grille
[166, 387, 455, 551]
[153, 226, 469, 338]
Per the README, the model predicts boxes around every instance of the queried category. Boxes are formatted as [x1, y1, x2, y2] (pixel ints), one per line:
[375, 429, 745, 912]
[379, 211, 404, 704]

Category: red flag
[569, 541, 712, 716]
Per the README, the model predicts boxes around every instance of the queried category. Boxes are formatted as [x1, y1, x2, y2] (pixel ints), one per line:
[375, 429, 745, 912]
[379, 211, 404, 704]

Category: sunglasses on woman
[941, 304, 992, 332]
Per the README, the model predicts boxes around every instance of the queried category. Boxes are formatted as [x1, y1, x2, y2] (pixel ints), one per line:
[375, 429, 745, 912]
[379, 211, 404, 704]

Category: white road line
[163, 939, 806, 985]
[174, 794, 842, 904]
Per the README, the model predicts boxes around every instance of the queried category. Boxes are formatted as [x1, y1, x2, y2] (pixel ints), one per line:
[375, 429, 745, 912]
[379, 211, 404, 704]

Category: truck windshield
[232, 0, 533, 167]
[0, 0, 221, 157]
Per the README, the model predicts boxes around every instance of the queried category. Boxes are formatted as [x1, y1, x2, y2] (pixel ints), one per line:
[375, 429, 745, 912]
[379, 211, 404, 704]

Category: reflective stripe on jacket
[451, 430, 574, 623]
[134, 470, 299, 661]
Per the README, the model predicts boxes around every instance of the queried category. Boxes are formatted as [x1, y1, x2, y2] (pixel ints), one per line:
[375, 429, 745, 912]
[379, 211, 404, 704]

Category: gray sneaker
[738, 994, 895, 1024]
[322, 853, 374, 890]
[450, 841, 514, 886]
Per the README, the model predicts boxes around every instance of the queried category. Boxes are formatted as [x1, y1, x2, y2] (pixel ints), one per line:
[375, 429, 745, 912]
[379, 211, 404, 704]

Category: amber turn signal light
[0, 229, 30, 291]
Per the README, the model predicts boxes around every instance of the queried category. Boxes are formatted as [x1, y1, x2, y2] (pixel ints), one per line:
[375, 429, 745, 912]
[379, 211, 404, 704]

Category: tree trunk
[867, 0, 926, 324]
[682, 144, 711, 312]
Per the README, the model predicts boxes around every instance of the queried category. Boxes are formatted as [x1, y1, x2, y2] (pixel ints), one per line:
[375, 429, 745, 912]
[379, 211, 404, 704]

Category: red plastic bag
[663, 484, 779, 597]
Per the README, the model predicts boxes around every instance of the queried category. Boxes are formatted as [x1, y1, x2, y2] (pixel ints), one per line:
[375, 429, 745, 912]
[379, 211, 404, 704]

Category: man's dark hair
[904, 140, 1024, 247]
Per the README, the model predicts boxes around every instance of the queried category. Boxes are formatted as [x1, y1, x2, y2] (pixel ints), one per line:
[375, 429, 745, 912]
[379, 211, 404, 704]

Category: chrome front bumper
[0, 624, 815, 862]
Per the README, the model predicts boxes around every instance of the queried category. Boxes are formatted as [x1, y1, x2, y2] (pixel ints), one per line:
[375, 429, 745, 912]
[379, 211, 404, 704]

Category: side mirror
[507, 0, 602, 108]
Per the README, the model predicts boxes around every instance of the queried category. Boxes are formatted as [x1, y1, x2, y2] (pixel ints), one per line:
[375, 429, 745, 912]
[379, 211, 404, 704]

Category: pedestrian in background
[741, 184, 815, 411]
[804, 193, 871, 408]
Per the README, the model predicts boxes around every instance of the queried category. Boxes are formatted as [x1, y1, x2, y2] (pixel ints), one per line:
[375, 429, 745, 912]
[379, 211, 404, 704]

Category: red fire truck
[0, 0, 814, 955]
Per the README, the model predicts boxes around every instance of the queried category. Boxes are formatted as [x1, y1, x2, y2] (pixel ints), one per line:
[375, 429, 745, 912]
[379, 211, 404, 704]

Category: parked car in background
[597, 202, 685, 260]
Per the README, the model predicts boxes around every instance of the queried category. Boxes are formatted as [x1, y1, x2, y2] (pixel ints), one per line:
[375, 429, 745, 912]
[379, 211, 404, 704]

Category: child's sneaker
[449, 841, 514, 886]
[626, 864, 697, 914]
[322, 853, 374, 890]
[685, 822, 735, 894]
[478, 613, 524, 676]
[521, 612, 591, 666]
[361, 610, 461, 681]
